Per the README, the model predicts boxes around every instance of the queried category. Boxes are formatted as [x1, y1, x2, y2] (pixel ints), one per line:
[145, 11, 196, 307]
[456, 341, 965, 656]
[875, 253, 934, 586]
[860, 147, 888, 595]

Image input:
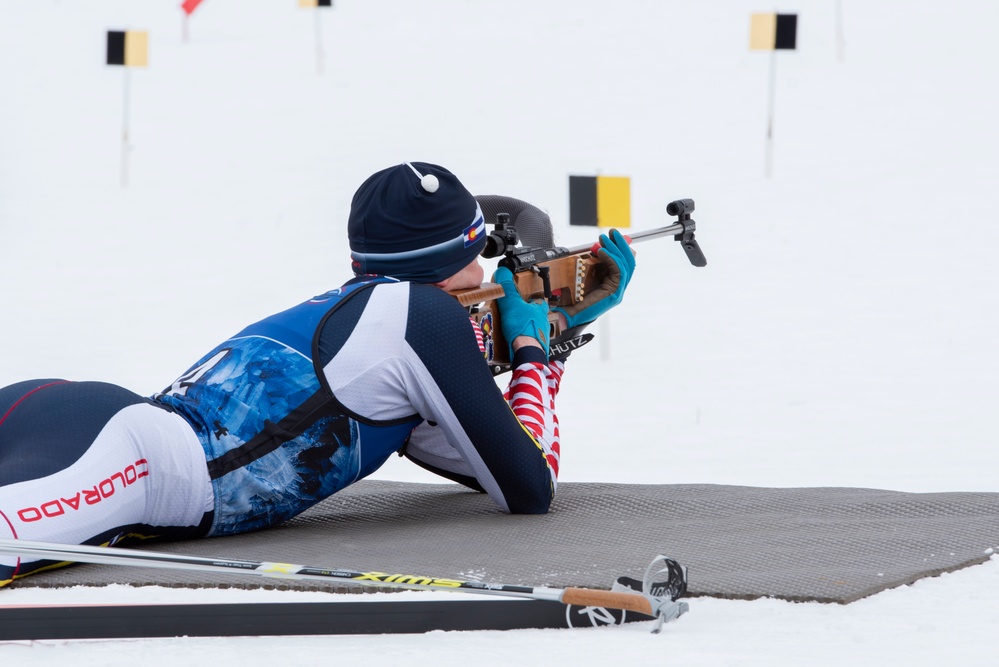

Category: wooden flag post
[107, 30, 148, 187]
[749, 13, 797, 178]
[299, 0, 333, 75]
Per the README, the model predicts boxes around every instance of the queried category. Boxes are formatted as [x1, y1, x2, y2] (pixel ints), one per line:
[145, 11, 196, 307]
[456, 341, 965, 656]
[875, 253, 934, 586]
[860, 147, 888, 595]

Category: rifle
[450, 198, 707, 374]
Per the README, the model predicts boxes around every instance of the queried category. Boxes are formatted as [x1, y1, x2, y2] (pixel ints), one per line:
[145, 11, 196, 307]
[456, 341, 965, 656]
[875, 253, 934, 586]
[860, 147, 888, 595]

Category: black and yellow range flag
[749, 13, 798, 50]
[107, 31, 149, 67]
[569, 175, 631, 228]
[299, 0, 333, 6]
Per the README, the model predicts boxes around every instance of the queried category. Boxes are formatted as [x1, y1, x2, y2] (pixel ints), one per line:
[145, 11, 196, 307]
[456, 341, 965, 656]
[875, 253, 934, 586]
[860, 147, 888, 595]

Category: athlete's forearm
[505, 348, 563, 484]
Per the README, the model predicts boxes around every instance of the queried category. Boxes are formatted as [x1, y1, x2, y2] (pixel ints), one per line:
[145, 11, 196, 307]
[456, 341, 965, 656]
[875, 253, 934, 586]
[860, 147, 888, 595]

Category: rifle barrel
[566, 222, 684, 254]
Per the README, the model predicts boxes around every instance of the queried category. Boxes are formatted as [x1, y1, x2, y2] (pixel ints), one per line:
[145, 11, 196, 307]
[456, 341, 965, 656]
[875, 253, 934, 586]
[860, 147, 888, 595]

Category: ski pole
[0, 538, 679, 619]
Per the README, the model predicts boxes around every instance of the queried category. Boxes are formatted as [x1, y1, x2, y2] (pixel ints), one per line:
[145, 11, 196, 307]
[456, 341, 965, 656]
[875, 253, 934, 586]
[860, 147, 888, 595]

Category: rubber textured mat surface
[10, 481, 999, 603]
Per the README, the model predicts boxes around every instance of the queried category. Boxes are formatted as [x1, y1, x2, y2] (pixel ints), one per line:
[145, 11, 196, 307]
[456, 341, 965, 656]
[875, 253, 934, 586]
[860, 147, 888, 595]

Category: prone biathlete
[0, 162, 635, 586]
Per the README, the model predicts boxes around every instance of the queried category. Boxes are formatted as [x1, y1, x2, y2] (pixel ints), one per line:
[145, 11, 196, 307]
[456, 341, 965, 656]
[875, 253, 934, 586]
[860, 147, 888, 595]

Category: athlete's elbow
[505, 486, 554, 514]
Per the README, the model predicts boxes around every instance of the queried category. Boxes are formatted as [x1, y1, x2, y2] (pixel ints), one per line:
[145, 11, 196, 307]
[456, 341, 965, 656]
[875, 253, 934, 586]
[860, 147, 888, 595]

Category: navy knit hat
[347, 162, 487, 283]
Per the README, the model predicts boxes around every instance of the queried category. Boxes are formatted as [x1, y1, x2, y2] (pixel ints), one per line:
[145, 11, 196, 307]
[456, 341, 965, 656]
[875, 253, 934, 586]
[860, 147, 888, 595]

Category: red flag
[181, 0, 204, 15]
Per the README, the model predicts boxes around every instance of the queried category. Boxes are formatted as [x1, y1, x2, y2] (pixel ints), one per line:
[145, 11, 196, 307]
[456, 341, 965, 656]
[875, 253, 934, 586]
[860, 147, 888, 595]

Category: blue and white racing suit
[0, 276, 563, 585]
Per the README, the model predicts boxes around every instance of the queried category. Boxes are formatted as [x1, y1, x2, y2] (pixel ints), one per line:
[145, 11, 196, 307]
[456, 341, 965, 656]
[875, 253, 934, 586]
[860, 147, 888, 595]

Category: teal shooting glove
[493, 266, 550, 358]
[553, 229, 636, 328]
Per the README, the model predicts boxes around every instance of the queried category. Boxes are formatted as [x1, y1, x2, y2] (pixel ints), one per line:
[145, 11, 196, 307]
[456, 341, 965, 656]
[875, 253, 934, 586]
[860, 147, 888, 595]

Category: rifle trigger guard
[534, 265, 553, 302]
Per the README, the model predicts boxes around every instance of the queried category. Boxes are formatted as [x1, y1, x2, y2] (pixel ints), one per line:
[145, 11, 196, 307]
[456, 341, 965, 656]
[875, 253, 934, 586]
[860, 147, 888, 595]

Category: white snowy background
[1, 0, 998, 664]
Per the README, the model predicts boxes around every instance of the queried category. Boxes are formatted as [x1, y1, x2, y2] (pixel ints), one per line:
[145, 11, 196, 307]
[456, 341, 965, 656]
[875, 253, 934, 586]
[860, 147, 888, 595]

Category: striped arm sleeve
[504, 358, 564, 485]
[469, 316, 564, 484]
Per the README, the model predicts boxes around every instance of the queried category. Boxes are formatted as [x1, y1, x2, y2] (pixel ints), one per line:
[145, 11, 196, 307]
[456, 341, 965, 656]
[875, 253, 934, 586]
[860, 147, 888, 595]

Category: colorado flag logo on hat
[463, 207, 486, 248]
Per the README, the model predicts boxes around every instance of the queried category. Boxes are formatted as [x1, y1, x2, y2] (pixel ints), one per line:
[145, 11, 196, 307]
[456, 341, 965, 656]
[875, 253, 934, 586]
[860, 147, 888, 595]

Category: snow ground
[1, 0, 998, 664]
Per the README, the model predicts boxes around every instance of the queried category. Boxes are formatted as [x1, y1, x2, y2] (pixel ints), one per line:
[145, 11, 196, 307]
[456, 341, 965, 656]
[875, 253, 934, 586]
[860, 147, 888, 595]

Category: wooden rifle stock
[449, 249, 611, 373]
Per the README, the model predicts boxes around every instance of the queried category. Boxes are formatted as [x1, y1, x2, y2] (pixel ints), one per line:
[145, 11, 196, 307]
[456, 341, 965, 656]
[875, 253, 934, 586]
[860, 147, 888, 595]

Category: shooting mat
[10, 481, 999, 604]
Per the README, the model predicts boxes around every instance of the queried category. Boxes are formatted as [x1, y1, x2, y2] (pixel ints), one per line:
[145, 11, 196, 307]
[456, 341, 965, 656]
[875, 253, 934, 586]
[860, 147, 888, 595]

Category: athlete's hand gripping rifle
[450, 198, 707, 375]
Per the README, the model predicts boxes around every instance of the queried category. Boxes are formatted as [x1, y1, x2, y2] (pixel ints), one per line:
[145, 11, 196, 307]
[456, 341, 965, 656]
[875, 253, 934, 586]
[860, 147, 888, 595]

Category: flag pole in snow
[299, 0, 333, 74]
[835, 0, 845, 62]
[749, 13, 797, 178]
[121, 66, 131, 187]
[765, 49, 777, 178]
[314, 10, 325, 75]
[106, 30, 148, 188]
[567, 173, 633, 362]
[181, 0, 204, 43]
